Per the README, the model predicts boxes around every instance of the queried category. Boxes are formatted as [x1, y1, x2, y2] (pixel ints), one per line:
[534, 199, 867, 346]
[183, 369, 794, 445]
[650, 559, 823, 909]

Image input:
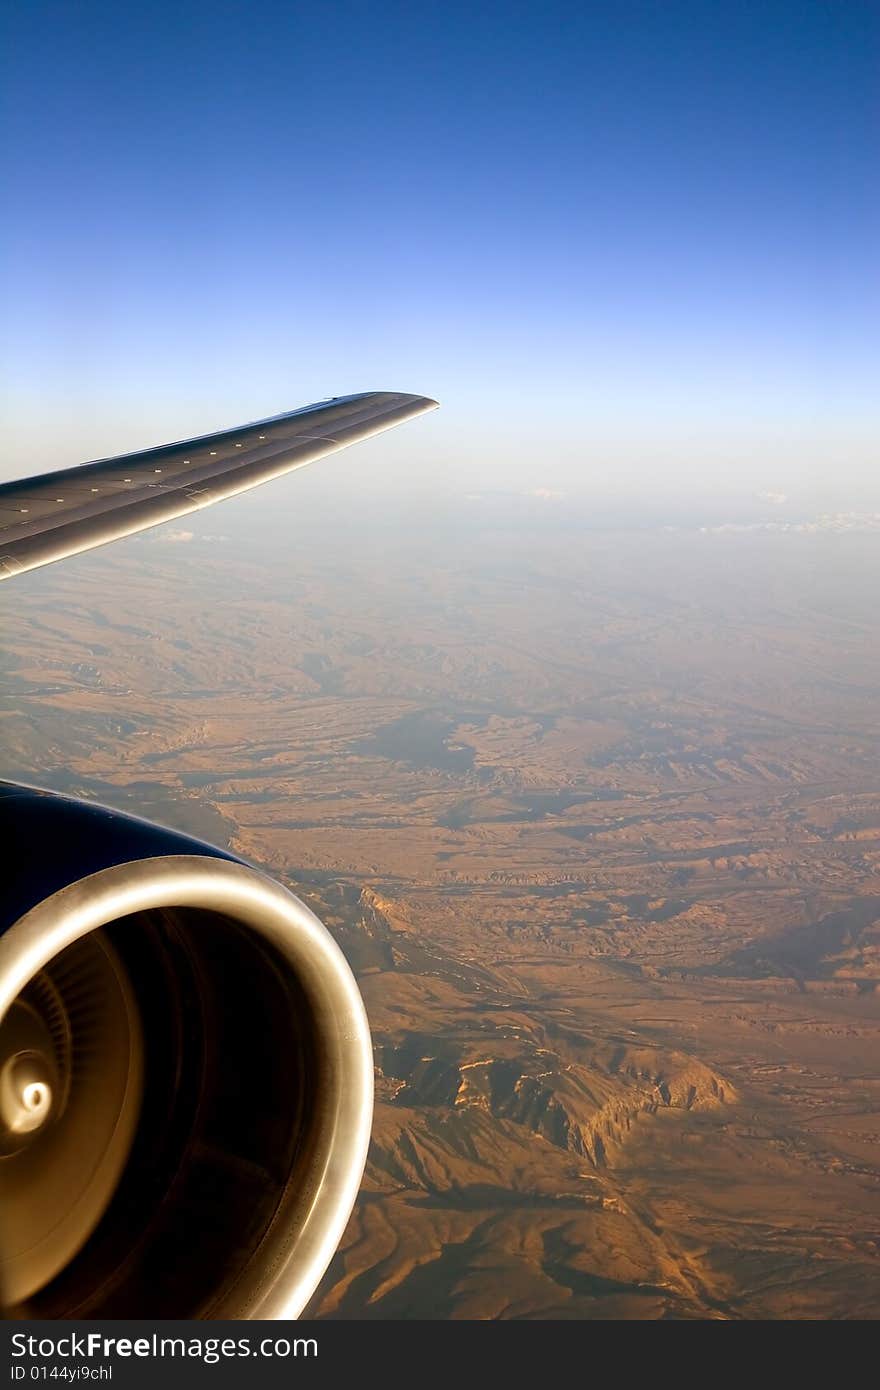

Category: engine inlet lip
[0, 854, 374, 1320]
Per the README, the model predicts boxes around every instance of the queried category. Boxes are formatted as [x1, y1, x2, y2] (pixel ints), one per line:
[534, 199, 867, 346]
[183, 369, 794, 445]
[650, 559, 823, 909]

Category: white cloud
[161, 529, 195, 543]
[756, 489, 788, 505]
[524, 488, 564, 501]
[700, 511, 880, 536]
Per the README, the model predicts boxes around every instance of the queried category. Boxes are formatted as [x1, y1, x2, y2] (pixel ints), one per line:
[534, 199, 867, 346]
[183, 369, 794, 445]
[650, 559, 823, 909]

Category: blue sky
[1, 1, 877, 506]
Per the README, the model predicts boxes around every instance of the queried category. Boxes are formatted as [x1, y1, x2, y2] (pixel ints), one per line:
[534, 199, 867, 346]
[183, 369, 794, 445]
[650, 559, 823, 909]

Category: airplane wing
[0, 391, 437, 579]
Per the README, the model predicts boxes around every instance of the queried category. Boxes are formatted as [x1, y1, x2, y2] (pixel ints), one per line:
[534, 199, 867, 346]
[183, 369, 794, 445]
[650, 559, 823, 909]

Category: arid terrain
[3, 500, 879, 1319]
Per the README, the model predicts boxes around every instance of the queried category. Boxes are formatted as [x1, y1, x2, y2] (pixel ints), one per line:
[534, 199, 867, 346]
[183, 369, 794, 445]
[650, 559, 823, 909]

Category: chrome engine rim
[0, 855, 373, 1319]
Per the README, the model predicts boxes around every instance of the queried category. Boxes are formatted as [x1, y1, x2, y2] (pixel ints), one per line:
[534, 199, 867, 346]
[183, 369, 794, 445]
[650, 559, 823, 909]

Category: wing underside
[0, 391, 437, 579]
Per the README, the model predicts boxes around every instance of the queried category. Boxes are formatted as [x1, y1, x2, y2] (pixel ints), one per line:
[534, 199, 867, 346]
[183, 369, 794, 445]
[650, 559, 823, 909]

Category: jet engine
[0, 783, 373, 1319]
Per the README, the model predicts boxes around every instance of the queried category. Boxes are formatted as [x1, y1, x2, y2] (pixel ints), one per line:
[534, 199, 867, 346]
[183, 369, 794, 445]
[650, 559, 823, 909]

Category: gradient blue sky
[1, 1, 877, 506]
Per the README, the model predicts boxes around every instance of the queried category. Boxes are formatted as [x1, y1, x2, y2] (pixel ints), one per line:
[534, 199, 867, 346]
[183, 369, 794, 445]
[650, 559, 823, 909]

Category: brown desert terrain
[3, 501, 879, 1318]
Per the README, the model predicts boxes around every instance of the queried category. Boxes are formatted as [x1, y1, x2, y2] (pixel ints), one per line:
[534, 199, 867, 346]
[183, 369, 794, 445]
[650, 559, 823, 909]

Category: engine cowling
[0, 783, 373, 1319]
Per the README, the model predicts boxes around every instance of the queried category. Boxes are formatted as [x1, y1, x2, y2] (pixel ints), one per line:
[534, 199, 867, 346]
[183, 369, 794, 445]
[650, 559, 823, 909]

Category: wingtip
[357, 391, 438, 412]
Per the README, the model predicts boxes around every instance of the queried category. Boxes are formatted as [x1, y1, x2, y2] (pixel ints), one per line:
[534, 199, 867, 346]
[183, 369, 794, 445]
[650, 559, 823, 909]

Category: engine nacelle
[0, 784, 373, 1319]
